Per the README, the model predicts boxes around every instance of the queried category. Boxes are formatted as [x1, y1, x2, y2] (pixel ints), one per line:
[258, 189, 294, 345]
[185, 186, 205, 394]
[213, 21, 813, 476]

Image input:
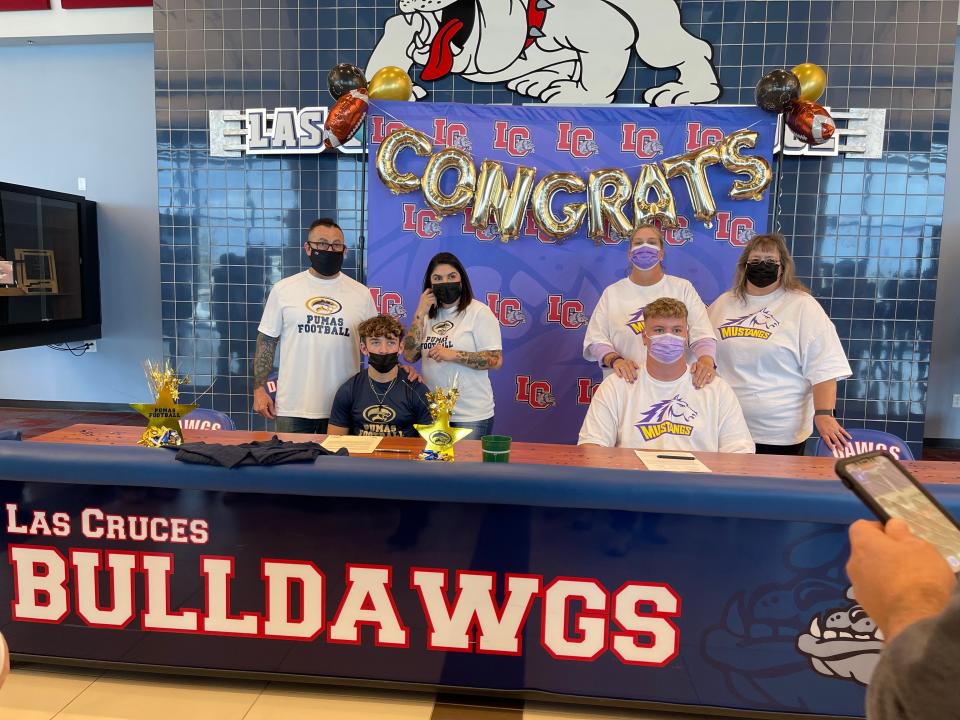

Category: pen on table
[656, 454, 696, 461]
[374, 448, 410, 454]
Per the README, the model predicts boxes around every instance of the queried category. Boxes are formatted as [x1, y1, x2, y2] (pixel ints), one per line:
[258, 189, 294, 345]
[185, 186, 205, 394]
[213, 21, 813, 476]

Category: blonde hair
[644, 297, 688, 322]
[732, 233, 809, 301]
[631, 222, 664, 248]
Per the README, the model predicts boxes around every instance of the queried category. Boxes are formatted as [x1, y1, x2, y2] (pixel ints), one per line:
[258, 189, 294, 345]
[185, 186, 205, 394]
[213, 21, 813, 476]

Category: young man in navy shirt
[328, 315, 433, 437]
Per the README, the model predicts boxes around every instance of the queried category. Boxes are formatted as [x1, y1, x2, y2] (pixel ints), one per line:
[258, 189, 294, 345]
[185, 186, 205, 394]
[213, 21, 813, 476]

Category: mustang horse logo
[719, 308, 780, 340]
[635, 394, 697, 440]
[367, 0, 721, 105]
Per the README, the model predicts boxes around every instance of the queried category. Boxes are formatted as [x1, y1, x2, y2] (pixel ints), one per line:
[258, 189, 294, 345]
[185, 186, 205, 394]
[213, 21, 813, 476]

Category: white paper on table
[320, 436, 383, 454]
[634, 450, 711, 473]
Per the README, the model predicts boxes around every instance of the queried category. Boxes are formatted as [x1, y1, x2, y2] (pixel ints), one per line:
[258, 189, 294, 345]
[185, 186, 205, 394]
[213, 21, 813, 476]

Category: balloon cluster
[755, 63, 835, 146]
[376, 126, 772, 241]
[322, 63, 415, 148]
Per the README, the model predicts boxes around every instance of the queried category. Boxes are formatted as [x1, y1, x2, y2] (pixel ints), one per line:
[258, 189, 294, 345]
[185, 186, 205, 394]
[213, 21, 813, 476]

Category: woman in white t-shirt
[583, 223, 718, 389]
[402, 252, 503, 438]
[708, 233, 853, 455]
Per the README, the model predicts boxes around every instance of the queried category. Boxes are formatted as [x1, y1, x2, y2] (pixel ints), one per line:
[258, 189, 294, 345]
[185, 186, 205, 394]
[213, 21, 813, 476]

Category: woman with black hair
[402, 252, 503, 437]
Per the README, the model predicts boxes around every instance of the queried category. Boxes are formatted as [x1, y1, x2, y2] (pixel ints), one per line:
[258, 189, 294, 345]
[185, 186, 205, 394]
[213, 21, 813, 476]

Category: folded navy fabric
[174, 435, 347, 468]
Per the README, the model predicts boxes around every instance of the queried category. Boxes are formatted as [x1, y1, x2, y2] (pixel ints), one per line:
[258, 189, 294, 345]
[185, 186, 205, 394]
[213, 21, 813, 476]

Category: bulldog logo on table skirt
[702, 529, 881, 712]
[366, 0, 721, 105]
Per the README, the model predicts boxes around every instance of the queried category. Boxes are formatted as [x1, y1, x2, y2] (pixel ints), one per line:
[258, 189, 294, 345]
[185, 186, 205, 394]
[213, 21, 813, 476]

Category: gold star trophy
[130, 360, 197, 448]
[414, 384, 472, 461]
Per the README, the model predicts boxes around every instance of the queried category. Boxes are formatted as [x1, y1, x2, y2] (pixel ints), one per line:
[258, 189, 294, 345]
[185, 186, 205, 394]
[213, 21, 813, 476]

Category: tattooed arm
[454, 350, 503, 370]
[402, 313, 425, 362]
[252, 332, 280, 419]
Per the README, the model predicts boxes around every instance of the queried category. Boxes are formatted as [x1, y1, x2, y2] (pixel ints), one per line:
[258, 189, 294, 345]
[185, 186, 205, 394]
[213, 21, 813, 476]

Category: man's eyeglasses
[307, 240, 346, 252]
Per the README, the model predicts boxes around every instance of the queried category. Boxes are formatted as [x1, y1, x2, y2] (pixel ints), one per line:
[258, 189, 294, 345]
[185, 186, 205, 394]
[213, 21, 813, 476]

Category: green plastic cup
[481, 434, 512, 463]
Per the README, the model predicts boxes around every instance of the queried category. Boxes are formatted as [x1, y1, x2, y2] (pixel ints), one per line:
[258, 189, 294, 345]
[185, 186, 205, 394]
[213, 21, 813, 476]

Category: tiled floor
[0, 664, 732, 720]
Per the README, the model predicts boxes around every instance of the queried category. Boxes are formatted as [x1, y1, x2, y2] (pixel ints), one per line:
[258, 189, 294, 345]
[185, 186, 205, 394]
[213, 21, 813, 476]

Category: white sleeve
[683, 281, 718, 343]
[363, 287, 379, 321]
[257, 285, 283, 337]
[473, 305, 503, 351]
[583, 289, 611, 360]
[716, 383, 756, 454]
[577, 376, 623, 447]
[801, 300, 852, 386]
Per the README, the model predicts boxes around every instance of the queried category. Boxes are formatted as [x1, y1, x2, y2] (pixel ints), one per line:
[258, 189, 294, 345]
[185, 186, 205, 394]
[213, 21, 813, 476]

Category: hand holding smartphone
[836, 450, 960, 573]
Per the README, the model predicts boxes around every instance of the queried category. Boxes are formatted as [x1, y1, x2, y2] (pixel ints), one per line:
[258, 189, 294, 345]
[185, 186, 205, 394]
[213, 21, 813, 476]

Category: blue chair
[182, 408, 236, 432]
[815, 428, 914, 461]
[0, 429, 22, 441]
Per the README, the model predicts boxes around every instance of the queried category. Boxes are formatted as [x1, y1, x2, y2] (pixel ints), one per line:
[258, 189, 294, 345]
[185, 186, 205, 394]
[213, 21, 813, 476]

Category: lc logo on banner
[367, 103, 774, 443]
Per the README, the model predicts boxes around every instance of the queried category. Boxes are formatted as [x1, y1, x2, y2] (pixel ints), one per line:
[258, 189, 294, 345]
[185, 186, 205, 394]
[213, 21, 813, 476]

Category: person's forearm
[403, 315, 425, 362]
[326, 424, 349, 436]
[253, 332, 279, 386]
[454, 350, 503, 370]
[812, 378, 837, 411]
[587, 342, 617, 366]
[690, 337, 716, 362]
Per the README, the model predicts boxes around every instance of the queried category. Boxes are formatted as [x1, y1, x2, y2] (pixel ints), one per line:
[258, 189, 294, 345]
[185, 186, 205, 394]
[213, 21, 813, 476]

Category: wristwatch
[814, 409, 835, 417]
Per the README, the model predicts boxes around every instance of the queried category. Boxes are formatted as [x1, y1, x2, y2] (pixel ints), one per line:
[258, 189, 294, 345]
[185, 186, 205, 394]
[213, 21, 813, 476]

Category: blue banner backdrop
[366, 102, 776, 443]
[1, 439, 906, 718]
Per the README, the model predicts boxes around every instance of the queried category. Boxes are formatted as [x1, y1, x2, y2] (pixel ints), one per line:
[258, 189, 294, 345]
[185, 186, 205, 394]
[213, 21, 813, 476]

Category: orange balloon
[791, 63, 827, 103]
[368, 66, 413, 101]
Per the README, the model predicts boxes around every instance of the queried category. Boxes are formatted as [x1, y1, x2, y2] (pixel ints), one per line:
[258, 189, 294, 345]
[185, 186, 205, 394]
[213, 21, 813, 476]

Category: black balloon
[755, 69, 801, 113]
[327, 63, 367, 100]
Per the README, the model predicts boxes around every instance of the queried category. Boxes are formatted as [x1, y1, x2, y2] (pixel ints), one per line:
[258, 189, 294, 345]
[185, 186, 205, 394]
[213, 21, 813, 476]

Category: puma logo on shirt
[626, 308, 645, 335]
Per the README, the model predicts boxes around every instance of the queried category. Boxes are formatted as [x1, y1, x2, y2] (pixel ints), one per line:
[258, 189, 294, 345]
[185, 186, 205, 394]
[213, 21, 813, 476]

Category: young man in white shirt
[578, 297, 755, 453]
[252, 218, 379, 434]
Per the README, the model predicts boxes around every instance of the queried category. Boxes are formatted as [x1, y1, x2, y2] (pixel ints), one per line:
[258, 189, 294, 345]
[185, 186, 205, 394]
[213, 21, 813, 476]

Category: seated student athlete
[328, 314, 433, 437]
[578, 297, 755, 453]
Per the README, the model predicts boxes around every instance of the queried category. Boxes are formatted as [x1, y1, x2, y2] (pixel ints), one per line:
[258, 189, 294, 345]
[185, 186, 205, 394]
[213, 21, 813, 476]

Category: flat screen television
[0, 182, 101, 351]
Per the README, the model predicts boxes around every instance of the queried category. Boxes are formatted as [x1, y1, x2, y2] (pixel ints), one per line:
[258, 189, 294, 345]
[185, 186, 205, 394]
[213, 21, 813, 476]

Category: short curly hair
[357, 314, 405, 342]
[644, 297, 688, 322]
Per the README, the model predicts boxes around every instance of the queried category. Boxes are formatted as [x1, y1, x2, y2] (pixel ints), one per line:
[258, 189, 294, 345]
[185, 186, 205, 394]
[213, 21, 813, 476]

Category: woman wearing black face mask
[708, 233, 853, 455]
[402, 252, 503, 438]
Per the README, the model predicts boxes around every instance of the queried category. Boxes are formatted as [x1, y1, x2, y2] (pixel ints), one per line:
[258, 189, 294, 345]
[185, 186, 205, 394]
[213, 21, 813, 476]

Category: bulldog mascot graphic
[367, 0, 722, 105]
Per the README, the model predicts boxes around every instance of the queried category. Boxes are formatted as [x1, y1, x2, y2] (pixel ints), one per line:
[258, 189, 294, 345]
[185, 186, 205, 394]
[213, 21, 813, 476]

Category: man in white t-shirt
[252, 218, 378, 434]
[579, 297, 754, 453]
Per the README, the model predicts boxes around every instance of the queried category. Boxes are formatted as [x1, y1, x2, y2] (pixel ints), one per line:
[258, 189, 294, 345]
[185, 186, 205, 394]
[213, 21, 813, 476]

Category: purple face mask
[630, 244, 661, 271]
[647, 333, 686, 363]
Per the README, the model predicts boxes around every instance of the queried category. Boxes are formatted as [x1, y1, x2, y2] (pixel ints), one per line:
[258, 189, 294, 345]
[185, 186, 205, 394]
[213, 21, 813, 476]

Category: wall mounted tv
[0, 182, 101, 351]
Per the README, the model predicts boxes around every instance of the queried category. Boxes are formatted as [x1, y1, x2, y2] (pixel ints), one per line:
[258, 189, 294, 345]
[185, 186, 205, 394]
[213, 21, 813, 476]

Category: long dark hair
[422, 252, 474, 319]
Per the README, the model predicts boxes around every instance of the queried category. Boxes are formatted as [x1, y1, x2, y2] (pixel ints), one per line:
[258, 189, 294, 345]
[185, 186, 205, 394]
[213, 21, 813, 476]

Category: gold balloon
[661, 145, 721, 227]
[792, 62, 827, 103]
[719, 129, 773, 202]
[421, 148, 476, 216]
[586, 168, 633, 243]
[376, 126, 432, 195]
[368, 66, 414, 101]
[633, 163, 677, 227]
[532, 173, 587, 239]
[468, 161, 536, 242]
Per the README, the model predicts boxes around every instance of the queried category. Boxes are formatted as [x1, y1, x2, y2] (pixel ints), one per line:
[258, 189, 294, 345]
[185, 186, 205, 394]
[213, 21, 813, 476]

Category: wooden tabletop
[25, 423, 960, 485]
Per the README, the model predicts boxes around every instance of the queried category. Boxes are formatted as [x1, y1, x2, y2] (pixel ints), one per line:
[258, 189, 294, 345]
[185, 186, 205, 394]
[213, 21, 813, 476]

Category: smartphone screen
[845, 454, 960, 571]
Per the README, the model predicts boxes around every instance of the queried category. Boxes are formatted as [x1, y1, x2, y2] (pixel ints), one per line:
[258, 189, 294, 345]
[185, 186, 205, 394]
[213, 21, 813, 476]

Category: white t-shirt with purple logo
[708, 288, 852, 445]
[577, 370, 755, 453]
[583, 275, 715, 370]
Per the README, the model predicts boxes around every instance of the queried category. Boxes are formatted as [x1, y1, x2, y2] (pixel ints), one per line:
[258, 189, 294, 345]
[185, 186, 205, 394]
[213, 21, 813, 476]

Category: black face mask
[367, 351, 399, 374]
[310, 249, 343, 276]
[432, 282, 462, 306]
[745, 260, 780, 288]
